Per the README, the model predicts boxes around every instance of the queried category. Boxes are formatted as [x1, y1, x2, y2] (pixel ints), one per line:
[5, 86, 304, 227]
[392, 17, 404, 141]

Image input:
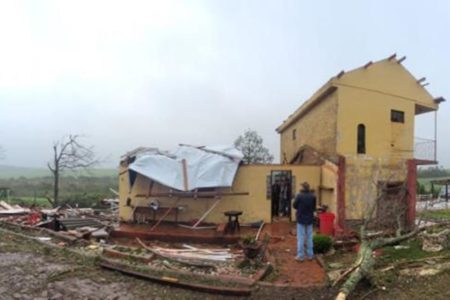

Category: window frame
[391, 110, 405, 123]
[357, 124, 366, 154]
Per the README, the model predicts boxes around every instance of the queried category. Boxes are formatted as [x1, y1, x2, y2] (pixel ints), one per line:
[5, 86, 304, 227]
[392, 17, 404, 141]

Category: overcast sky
[0, 0, 449, 168]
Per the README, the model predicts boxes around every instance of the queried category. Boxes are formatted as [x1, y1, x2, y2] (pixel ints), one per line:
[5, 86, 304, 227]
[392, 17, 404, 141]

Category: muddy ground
[2, 227, 450, 300]
[0, 230, 232, 300]
[0, 228, 328, 300]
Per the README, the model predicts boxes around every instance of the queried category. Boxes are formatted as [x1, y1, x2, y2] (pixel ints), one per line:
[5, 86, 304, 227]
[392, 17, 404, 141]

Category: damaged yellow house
[277, 54, 444, 229]
[118, 54, 444, 232]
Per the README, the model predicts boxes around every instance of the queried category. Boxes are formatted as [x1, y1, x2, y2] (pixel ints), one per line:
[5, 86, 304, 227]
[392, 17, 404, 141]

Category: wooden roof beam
[388, 53, 397, 61]
[417, 77, 426, 84]
[434, 96, 446, 104]
[363, 61, 373, 69]
[397, 56, 406, 64]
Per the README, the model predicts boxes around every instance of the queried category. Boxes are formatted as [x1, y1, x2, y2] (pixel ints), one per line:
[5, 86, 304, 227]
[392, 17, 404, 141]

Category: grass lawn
[381, 238, 450, 263]
[418, 209, 450, 221]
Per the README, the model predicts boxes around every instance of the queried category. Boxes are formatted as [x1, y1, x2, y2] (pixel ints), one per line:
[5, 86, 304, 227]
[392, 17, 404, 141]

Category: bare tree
[234, 129, 274, 164]
[0, 145, 4, 160]
[47, 135, 98, 207]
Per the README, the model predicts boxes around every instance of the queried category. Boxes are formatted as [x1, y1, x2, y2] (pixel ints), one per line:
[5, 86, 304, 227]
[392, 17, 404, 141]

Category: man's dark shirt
[293, 191, 316, 225]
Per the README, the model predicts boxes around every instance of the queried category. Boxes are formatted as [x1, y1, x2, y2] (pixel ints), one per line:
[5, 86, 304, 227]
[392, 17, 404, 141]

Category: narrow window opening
[357, 124, 366, 154]
[391, 110, 405, 123]
[292, 129, 296, 141]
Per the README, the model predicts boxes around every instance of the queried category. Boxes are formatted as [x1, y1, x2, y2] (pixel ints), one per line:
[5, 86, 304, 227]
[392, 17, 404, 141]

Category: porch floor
[111, 222, 256, 244]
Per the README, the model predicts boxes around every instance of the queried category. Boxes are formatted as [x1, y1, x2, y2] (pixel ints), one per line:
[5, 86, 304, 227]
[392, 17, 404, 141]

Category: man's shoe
[295, 256, 304, 262]
[307, 256, 314, 261]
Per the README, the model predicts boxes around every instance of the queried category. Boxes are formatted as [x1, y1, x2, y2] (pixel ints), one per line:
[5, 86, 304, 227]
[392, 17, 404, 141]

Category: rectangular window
[391, 110, 405, 123]
[292, 129, 296, 140]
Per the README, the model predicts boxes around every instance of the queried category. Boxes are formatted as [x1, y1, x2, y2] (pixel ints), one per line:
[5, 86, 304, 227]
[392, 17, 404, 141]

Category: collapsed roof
[125, 145, 243, 191]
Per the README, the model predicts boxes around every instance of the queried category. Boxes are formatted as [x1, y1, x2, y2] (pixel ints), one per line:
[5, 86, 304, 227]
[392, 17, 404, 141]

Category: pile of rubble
[0, 201, 30, 216]
[102, 239, 250, 278]
[0, 201, 118, 242]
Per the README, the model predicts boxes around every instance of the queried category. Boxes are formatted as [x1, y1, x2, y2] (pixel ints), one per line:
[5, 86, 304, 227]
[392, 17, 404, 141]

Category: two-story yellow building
[277, 54, 444, 229]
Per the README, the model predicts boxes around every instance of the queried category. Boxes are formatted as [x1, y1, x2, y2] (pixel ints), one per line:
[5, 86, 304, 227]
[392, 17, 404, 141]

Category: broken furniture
[224, 210, 242, 234]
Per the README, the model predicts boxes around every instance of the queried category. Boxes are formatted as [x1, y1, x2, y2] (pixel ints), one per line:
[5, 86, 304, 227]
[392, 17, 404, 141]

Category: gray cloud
[0, 0, 449, 168]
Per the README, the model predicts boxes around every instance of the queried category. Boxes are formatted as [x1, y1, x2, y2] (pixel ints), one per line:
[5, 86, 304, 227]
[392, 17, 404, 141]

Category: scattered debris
[393, 245, 410, 250]
[137, 238, 240, 267]
[0, 201, 30, 215]
[0, 199, 118, 244]
[421, 229, 450, 252]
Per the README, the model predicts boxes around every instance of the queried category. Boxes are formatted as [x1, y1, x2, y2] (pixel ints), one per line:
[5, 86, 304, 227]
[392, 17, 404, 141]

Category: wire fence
[414, 137, 436, 161]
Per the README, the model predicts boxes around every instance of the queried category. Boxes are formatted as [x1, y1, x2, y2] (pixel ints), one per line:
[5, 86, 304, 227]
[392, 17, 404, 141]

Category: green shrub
[313, 234, 333, 254]
[241, 235, 258, 246]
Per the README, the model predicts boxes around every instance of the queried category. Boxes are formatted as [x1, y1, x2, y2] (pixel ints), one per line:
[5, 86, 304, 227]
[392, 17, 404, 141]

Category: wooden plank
[191, 198, 221, 228]
[177, 224, 216, 230]
[99, 259, 253, 296]
[182, 159, 189, 191]
[255, 222, 265, 241]
[135, 192, 249, 198]
[150, 199, 180, 231]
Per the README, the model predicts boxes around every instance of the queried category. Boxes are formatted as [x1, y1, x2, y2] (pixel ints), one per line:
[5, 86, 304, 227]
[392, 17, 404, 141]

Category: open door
[269, 170, 293, 221]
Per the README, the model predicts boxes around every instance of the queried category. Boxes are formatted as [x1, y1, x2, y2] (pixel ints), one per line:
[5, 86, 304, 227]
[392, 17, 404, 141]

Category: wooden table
[224, 210, 242, 234]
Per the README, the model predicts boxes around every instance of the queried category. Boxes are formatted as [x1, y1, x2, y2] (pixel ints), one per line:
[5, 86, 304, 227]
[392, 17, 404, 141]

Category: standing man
[293, 182, 316, 261]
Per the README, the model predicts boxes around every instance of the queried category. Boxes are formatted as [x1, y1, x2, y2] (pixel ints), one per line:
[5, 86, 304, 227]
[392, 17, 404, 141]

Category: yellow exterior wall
[280, 92, 338, 162]
[336, 86, 415, 161]
[335, 59, 437, 110]
[334, 60, 429, 219]
[278, 58, 439, 221]
[119, 165, 321, 224]
[320, 160, 339, 216]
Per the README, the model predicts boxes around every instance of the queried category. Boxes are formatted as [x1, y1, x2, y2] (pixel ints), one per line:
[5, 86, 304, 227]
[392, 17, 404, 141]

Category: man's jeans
[297, 223, 314, 259]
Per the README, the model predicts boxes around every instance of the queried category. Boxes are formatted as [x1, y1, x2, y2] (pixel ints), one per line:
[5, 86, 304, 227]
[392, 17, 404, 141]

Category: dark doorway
[269, 170, 293, 220]
[376, 181, 407, 229]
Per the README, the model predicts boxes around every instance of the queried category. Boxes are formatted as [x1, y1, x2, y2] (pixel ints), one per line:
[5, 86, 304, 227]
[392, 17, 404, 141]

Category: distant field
[7, 197, 51, 208]
[0, 165, 117, 179]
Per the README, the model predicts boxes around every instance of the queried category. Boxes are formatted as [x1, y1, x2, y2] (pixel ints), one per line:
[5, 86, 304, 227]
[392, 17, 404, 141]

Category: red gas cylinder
[319, 212, 335, 236]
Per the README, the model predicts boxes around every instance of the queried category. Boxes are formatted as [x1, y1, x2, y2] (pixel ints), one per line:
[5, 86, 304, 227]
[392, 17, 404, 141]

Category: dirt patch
[262, 220, 327, 287]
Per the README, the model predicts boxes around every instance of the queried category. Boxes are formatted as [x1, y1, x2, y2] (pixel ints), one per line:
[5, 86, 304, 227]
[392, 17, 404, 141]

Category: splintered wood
[136, 238, 241, 267]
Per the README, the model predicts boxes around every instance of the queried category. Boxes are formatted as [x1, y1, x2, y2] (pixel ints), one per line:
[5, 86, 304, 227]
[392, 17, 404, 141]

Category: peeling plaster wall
[344, 156, 407, 220]
[119, 164, 321, 224]
[280, 92, 338, 162]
